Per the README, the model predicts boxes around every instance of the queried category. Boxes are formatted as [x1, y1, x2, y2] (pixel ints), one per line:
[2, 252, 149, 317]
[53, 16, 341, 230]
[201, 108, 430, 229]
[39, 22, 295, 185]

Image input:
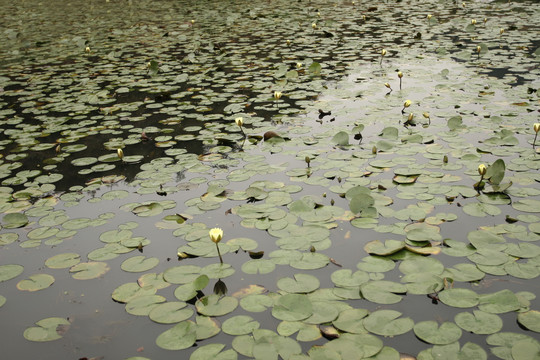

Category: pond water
[1, 0, 540, 359]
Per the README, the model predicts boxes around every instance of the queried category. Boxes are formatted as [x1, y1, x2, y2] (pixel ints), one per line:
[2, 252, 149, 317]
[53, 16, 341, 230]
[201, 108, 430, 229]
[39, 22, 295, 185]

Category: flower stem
[216, 243, 223, 264]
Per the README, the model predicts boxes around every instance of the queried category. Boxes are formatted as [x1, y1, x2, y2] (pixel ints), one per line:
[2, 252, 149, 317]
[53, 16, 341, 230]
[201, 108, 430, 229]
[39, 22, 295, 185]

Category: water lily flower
[274, 91, 282, 100]
[500, 28, 505, 35]
[235, 117, 243, 127]
[471, 19, 476, 25]
[191, 19, 195, 24]
[85, 46, 90, 53]
[397, 71, 403, 89]
[296, 62, 303, 69]
[209, 228, 224, 263]
[423, 112, 431, 124]
[380, 49, 386, 65]
[286, 39, 291, 46]
[478, 164, 487, 176]
[427, 14, 432, 20]
[305, 156, 311, 167]
[209, 228, 223, 243]
[483, 18, 487, 24]
[384, 82, 392, 91]
[533, 123, 540, 148]
[317, 12, 321, 17]
[476, 45, 481, 53]
[117, 148, 124, 160]
[402, 99, 412, 113]
[312, 23, 317, 29]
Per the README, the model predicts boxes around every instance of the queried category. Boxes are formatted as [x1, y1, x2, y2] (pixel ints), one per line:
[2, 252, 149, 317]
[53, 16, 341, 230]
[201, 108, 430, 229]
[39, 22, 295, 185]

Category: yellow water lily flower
[235, 117, 243, 127]
[404, 100, 412, 108]
[274, 91, 282, 100]
[117, 148, 124, 160]
[397, 71, 403, 79]
[209, 228, 223, 243]
[478, 164, 487, 176]
[534, 123, 540, 133]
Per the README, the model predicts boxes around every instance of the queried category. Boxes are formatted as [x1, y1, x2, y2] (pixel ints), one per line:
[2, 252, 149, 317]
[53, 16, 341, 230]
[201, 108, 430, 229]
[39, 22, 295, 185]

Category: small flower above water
[312, 23, 317, 29]
[402, 99, 411, 113]
[235, 117, 243, 127]
[85, 46, 91, 53]
[117, 148, 124, 160]
[274, 91, 282, 100]
[209, 228, 223, 243]
[471, 19, 477, 25]
[478, 164, 487, 176]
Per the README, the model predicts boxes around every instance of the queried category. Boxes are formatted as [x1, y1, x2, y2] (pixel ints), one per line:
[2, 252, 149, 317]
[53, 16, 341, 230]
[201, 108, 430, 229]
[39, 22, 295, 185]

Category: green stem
[533, 133, 538, 148]
[216, 243, 223, 264]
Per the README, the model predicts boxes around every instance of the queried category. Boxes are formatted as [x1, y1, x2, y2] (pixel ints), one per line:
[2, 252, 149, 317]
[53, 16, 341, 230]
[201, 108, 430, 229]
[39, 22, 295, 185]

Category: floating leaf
[189, 343, 238, 360]
[277, 274, 320, 294]
[438, 288, 479, 308]
[69, 262, 110, 280]
[155, 321, 197, 350]
[413, 321, 462, 345]
[517, 311, 540, 333]
[222, 315, 260, 336]
[148, 301, 193, 324]
[121, 256, 159, 273]
[272, 294, 313, 321]
[23, 317, 71, 342]
[454, 310, 503, 335]
[196, 294, 238, 317]
[363, 310, 414, 336]
[0, 264, 24, 282]
[45, 253, 81, 269]
[2, 213, 28, 228]
[16, 274, 55, 292]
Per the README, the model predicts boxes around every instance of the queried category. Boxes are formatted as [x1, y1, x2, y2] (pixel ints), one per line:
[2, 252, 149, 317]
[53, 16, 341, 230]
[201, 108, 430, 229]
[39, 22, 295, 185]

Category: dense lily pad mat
[1, 0, 540, 359]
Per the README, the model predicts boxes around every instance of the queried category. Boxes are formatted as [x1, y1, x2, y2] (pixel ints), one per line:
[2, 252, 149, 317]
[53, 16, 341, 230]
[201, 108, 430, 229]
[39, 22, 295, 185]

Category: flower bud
[534, 123, 540, 133]
[427, 14, 432, 20]
[476, 45, 481, 53]
[274, 91, 282, 100]
[443, 155, 448, 163]
[381, 49, 387, 56]
[286, 39, 291, 46]
[305, 156, 311, 164]
[372, 146, 377, 154]
[397, 71, 403, 78]
[384, 82, 391, 89]
[500, 28, 504, 35]
[408, 113, 414, 122]
[209, 228, 223, 243]
[471, 19, 476, 25]
[296, 62, 302, 69]
[85, 46, 91, 53]
[235, 117, 243, 127]
[404, 100, 412, 108]
[312, 23, 317, 29]
[478, 164, 487, 176]
[117, 148, 124, 160]
[423, 112, 430, 119]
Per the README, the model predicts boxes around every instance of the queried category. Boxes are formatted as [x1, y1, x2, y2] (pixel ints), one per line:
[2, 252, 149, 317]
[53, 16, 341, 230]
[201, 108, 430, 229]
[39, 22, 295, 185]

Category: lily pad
[23, 317, 71, 342]
[363, 310, 414, 336]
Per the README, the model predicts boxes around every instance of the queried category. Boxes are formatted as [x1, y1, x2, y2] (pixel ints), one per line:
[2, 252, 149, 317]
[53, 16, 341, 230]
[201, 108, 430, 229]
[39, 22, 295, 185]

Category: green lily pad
[23, 317, 71, 342]
[454, 310, 503, 335]
[478, 289, 522, 314]
[189, 343, 238, 360]
[272, 294, 313, 321]
[360, 280, 407, 304]
[517, 310, 540, 333]
[438, 288, 479, 308]
[126, 294, 166, 316]
[0, 264, 24, 282]
[69, 262, 110, 280]
[196, 294, 238, 316]
[222, 315, 260, 335]
[121, 256, 159, 273]
[414, 321, 462, 345]
[363, 310, 414, 336]
[16, 274, 55, 292]
[155, 320, 197, 350]
[277, 274, 320, 294]
[241, 259, 276, 275]
[364, 239, 405, 256]
[148, 301, 193, 324]
[2, 213, 28, 228]
[332, 308, 369, 334]
[45, 253, 81, 269]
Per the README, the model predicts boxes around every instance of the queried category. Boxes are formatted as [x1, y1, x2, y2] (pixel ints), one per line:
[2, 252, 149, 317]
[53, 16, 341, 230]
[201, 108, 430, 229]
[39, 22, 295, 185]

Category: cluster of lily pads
[1, 0, 540, 359]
